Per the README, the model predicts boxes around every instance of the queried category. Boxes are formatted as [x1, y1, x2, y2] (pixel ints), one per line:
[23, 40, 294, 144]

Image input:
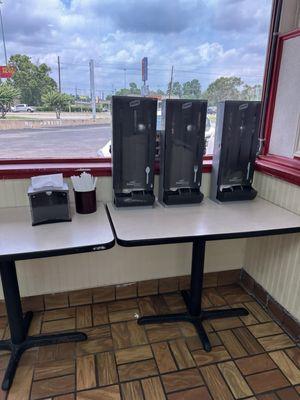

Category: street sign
[0, 65, 16, 78]
[142, 57, 148, 82]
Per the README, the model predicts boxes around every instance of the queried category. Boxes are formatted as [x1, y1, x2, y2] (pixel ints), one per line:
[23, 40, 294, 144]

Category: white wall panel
[245, 172, 300, 320]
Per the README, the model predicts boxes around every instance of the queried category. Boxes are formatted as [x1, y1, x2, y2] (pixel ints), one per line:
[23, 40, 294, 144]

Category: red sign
[0, 66, 16, 78]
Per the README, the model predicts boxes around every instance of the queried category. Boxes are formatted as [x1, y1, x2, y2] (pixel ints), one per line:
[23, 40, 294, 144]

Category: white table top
[0, 203, 114, 261]
[107, 198, 300, 245]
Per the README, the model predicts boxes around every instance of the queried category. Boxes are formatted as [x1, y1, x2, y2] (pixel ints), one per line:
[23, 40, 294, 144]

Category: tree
[203, 76, 243, 105]
[0, 83, 20, 118]
[182, 79, 201, 99]
[8, 54, 57, 106]
[42, 91, 71, 119]
[240, 84, 262, 101]
[115, 82, 141, 96]
[167, 81, 182, 98]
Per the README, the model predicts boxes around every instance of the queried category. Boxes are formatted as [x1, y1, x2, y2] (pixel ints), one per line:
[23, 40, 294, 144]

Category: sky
[2, 0, 272, 97]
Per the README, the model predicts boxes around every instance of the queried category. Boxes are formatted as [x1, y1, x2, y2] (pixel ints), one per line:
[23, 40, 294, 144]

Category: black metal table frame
[138, 238, 248, 351]
[0, 241, 114, 391]
[107, 203, 300, 353]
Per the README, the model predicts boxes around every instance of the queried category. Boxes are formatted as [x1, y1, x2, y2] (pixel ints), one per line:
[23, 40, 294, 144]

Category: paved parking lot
[0, 124, 112, 160]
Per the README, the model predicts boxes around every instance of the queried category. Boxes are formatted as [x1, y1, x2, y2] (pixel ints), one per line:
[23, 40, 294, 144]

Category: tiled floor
[0, 284, 299, 399]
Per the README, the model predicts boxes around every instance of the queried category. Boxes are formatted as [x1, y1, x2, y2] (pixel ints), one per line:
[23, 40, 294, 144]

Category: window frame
[256, 28, 300, 186]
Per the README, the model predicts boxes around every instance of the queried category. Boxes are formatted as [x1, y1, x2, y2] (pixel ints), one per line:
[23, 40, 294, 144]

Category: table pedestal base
[0, 260, 87, 391]
[138, 239, 249, 352]
[138, 290, 248, 352]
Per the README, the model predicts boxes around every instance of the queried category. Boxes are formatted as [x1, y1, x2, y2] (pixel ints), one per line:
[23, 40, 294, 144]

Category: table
[0, 204, 114, 390]
[107, 198, 300, 352]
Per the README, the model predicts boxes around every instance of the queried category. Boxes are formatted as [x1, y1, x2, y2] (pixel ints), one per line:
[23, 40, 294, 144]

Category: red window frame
[256, 28, 300, 186]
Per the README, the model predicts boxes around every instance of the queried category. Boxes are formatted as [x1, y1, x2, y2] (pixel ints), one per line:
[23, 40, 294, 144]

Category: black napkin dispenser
[28, 184, 72, 226]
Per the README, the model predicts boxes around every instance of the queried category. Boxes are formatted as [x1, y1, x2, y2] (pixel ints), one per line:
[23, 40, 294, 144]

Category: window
[1, 0, 272, 166]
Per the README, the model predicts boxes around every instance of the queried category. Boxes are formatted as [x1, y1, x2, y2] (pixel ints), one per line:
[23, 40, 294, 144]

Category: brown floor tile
[150, 296, 170, 315]
[0, 288, 297, 400]
[138, 297, 157, 316]
[76, 337, 114, 356]
[44, 293, 69, 310]
[276, 387, 300, 400]
[218, 361, 253, 399]
[285, 347, 300, 368]
[233, 303, 258, 326]
[111, 322, 131, 349]
[76, 305, 92, 329]
[76, 355, 96, 391]
[235, 353, 277, 375]
[7, 365, 33, 400]
[118, 359, 158, 382]
[244, 302, 272, 323]
[200, 364, 234, 400]
[92, 304, 109, 325]
[158, 277, 178, 294]
[169, 339, 195, 369]
[141, 376, 165, 400]
[97, 352, 118, 387]
[193, 345, 231, 366]
[77, 385, 121, 400]
[210, 316, 243, 331]
[116, 283, 137, 300]
[121, 381, 144, 400]
[56, 342, 76, 362]
[258, 334, 295, 351]
[233, 327, 265, 355]
[218, 330, 247, 358]
[248, 322, 283, 338]
[146, 323, 182, 343]
[127, 320, 148, 346]
[138, 280, 159, 297]
[151, 342, 177, 374]
[34, 359, 74, 381]
[163, 293, 186, 312]
[69, 289, 92, 306]
[167, 386, 212, 400]
[22, 295, 44, 313]
[109, 308, 139, 323]
[203, 288, 227, 306]
[162, 368, 203, 393]
[115, 345, 152, 365]
[218, 271, 241, 286]
[43, 307, 75, 322]
[269, 350, 300, 385]
[178, 275, 190, 291]
[203, 272, 218, 288]
[28, 312, 43, 336]
[31, 375, 75, 399]
[92, 286, 115, 303]
[41, 318, 75, 333]
[246, 369, 290, 394]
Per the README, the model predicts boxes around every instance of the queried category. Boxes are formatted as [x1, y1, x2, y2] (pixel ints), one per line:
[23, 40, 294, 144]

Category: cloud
[2, 0, 272, 94]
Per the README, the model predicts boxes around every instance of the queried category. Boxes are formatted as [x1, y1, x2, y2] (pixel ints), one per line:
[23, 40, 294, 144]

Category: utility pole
[168, 65, 174, 99]
[57, 56, 61, 93]
[123, 68, 127, 89]
[89, 59, 96, 121]
[0, 1, 7, 65]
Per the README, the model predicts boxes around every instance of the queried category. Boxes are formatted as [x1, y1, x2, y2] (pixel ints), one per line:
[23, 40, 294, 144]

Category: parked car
[11, 104, 35, 113]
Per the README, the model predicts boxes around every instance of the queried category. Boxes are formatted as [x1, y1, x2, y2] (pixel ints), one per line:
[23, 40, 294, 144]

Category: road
[0, 124, 112, 160]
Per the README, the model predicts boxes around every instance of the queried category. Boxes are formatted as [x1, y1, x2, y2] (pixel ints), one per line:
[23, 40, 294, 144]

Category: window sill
[0, 159, 213, 179]
[255, 155, 300, 186]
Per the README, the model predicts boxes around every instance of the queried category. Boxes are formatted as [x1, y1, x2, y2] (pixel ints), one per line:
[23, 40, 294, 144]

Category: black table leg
[138, 239, 249, 352]
[0, 260, 87, 391]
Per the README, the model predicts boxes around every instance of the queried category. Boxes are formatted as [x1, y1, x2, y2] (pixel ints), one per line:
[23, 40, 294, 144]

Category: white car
[11, 104, 35, 113]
